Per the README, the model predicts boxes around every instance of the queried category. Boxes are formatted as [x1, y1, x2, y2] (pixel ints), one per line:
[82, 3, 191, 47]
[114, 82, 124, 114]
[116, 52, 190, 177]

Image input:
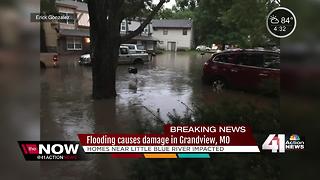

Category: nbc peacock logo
[285, 134, 304, 151]
[289, 134, 300, 141]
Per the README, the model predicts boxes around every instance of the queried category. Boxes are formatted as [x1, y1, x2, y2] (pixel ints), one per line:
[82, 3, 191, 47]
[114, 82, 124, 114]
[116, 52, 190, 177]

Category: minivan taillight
[53, 55, 58, 62]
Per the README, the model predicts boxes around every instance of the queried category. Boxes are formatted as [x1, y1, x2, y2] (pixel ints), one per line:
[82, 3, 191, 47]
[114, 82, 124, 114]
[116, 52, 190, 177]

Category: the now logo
[39, 144, 79, 155]
[262, 134, 285, 153]
[18, 141, 87, 161]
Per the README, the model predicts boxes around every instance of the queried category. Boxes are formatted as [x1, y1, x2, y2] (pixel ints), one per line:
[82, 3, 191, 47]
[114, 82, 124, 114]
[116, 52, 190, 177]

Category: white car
[78, 54, 91, 65]
[196, 45, 211, 51]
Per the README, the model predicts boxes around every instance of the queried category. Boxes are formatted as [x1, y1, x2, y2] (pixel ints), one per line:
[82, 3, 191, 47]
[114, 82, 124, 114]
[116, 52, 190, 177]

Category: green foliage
[193, 0, 279, 48]
[173, 9, 194, 19]
[154, 0, 197, 19]
[192, 0, 232, 46]
[220, 0, 275, 48]
[129, 99, 280, 180]
[155, 7, 195, 19]
[155, 8, 174, 19]
[175, 0, 198, 11]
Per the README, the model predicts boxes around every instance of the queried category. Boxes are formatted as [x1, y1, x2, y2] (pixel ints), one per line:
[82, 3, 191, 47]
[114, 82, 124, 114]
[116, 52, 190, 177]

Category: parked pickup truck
[121, 44, 146, 54]
[40, 52, 58, 68]
[79, 46, 149, 65]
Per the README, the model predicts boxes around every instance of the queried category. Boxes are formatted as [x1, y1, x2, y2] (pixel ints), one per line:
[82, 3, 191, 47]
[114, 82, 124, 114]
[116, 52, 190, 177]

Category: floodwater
[40, 52, 277, 179]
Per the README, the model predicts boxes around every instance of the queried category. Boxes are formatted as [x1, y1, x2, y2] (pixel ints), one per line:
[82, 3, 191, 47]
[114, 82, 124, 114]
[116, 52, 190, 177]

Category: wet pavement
[40, 52, 277, 179]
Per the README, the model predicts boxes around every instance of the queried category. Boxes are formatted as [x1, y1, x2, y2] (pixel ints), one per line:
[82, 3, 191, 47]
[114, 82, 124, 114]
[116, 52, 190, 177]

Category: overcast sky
[153, 0, 176, 9]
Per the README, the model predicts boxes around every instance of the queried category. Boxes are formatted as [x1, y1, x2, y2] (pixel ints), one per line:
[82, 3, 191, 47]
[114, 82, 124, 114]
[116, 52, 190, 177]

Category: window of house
[67, 38, 82, 50]
[60, 12, 75, 24]
[183, 29, 188, 35]
[159, 41, 164, 44]
[121, 22, 126, 31]
[163, 29, 168, 35]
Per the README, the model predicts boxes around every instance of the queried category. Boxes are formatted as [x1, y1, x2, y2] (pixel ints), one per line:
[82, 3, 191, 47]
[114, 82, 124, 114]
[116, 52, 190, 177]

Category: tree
[154, 1, 199, 20]
[175, 0, 199, 11]
[87, 0, 167, 99]
[220, 0, 276, 47]
[155, 7, 194, 19]
[154, 8, 174, 19]
[193, 0, 232, 46]
[194, 0, 278, 48]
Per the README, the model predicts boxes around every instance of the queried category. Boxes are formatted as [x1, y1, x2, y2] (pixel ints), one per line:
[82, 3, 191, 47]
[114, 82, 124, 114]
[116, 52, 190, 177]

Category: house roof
[59, 29, 90, 37]
[151, 19, 193, 29]
[56, 0, 88, 12]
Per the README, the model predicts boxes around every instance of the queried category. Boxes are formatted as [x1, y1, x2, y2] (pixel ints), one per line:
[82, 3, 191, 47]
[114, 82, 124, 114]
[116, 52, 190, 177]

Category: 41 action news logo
[262, 134, 305, 153]
[18, 141, 87, 161]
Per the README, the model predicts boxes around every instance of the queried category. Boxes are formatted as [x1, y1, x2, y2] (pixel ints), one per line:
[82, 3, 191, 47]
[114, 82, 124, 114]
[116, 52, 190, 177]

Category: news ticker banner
[18, 125, 305, 160]
[78, 125, 259, 156]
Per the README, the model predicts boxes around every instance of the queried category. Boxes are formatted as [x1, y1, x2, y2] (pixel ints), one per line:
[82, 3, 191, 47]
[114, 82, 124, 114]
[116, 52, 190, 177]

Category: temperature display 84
[266, 7, 296, 38]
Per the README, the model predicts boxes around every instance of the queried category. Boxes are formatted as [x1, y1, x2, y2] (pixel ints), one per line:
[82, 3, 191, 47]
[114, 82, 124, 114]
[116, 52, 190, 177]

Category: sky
[153, 0, 176, 9]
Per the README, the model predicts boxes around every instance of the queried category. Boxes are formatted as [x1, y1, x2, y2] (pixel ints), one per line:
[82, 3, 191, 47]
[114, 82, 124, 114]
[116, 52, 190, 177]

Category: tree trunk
[40, 22, 48, 52]
[88, 1, 121, 99]
[91, 35, 120, 99]
[87, 0, 165, 99]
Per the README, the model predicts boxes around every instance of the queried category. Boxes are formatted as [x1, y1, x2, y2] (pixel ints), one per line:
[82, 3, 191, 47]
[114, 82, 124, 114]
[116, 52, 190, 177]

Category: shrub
[129, 100, 280, 180]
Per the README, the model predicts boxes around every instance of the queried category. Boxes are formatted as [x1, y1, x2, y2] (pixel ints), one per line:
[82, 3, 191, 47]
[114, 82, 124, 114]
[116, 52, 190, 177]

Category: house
[43, 0, 157, 54]
[55, 0, 90, 54]
[151, 19, 193, 51]
[120, 18, 158, 51]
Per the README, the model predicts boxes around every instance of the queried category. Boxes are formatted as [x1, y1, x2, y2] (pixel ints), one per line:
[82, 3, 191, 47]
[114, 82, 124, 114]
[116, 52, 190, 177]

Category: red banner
[78, 125, 257, 146]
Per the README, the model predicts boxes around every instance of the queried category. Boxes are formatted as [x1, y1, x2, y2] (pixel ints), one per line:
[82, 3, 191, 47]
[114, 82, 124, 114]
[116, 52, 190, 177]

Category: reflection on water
[40, 52, 276, 179]
[41, 52, 207, 138]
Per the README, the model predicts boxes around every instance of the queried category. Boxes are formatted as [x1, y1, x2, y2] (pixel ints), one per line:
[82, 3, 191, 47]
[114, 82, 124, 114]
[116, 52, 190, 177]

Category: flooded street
[40, 52, 278, 179]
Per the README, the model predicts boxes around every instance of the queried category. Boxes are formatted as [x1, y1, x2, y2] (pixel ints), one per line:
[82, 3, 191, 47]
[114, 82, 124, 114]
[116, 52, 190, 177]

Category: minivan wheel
[212, 78, 226, 93]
